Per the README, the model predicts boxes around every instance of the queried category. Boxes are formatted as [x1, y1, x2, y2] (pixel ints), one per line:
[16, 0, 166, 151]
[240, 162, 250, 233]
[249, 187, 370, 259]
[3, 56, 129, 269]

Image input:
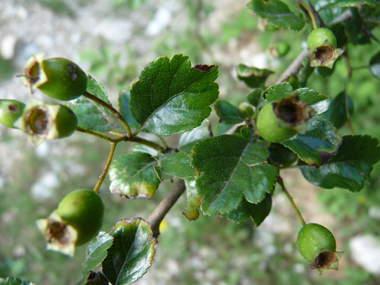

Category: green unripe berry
[307, 28, 343, 69]
[21, 54, 87, 101]
[307, 28, 337, 48]
[296, 223, 343, 275]
[0, 99, 25, 129]
[15, 101, 78, 145]
[297, 223, 336, 262]
[57, 189, 104, 245]
[257, 103, 297, 143]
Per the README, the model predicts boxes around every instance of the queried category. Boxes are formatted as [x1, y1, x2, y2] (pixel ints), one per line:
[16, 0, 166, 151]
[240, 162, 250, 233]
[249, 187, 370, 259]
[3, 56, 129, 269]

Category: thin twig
[147, 180, 186, 238]
[93, 142, 116, 193]
[76, 126, 164, 151]
[130, 136, 165, 151]
[83, 91, 132, 137]
[276, 49, 310, 84]
[76, 127, 115, 142]
[277, 175, 306, 227]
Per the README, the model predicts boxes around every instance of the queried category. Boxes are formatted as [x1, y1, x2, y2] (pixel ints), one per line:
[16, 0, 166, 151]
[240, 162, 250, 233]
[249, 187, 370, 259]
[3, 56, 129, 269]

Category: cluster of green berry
[0, 54, 105, 255]
[257, 27, 342, 143]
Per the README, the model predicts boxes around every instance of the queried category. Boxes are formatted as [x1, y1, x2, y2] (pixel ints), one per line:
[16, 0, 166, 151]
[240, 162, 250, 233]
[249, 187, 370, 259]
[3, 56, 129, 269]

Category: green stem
[93, 142, 116, 194]
[83, 91, 132, 137]
[77, 126, 164, 151]
[76, 127, 115, 142]
[130, 136, 165, 151]
[300, 1, 318, 30]
[107, 130, 126, 137]
[277, 175, 307, 227]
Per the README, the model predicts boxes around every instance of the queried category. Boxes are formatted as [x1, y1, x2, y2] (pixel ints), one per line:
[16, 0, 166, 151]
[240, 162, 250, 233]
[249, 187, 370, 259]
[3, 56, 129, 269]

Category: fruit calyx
[20, 53, 87, 100]
[307, 28, 344, 69]
[273, 95, 313, 129]
[14, 100, 78, 145]
[36, 210, 78, 257]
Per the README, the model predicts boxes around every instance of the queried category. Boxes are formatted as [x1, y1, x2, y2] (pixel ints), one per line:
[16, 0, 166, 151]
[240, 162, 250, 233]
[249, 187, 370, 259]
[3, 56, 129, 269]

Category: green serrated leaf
[247, 89, 263, 107]
[155, 152, 197, 181]
[68, 97, 119, 132]
[109, 152, 160, 199]
[300, 135, 380, 191]
[68, 75, 119, 132]
[237, 64, 274, 88]
[82, 232, 114, 274]
[265, 82, 293, 102]
[154, 152, 201, 220]
[223, 193, 272, 226]
[265, 83, 329, 114]
[86, 75, 111, 104]
[214, 100, 246, 124]
[320, 0, 377, 10]
[282, 117, 342, 167]
[119, 89, 140, 129]
[190, 135, 279, 215]
[130, 54, 219, 136]
[322, 91, 353, 129]
[248, 0, 305, 30]
[0, 278, 36, 285]
[178, 119, 211, 154]
[369, 50, 380, 80]
[102, 218, 158, 285]
[296, 88, 329, 106]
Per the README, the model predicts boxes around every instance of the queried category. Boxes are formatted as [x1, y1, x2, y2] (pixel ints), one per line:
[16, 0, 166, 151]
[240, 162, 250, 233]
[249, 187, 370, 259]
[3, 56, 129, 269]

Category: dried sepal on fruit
[307, 28, 344, 69]
[14, 100, 78, 145]
[36, 189, 104, 257]
[256, 95, 315, 143]
[0, 99, 25, 129]
[297, 223, 344, 275]
[36, 210, 78, 257]
[20, 53, 87, 100]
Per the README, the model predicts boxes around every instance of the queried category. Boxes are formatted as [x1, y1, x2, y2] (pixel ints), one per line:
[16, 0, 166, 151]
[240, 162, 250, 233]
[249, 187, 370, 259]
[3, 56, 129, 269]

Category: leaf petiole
[83, 91, 132, 137]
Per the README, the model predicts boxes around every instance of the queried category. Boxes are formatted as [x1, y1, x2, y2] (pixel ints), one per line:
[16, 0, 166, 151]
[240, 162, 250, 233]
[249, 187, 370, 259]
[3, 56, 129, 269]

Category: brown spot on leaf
[193, 64, 215, 72]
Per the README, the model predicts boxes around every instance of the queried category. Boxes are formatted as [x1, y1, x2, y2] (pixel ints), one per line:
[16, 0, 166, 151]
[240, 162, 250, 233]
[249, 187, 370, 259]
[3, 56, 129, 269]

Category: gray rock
[350, 235, 380, 274]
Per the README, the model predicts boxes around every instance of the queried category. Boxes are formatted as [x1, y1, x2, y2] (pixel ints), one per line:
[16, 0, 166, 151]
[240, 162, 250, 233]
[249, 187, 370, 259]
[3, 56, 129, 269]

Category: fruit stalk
[277, 175, 306, 226]
[93, 142, 116, 194]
